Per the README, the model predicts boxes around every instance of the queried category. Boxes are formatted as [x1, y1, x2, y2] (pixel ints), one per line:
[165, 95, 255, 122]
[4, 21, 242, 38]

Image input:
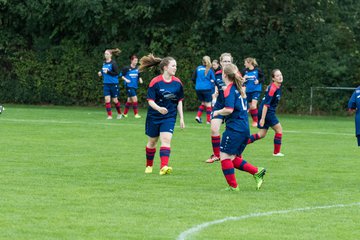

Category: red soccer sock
[250, 109, 258, 123]
[247, 133, 260, 144]
[115, 102, 122, 114]
[160, 146, 171, 168]
[105, 102, 112, 116]
[133, 101, 139, 115]
[196, 105, 205, 118]
[124, 102, 132, 115]
[232, 156, 258, 175]
[211, 135, 221, 158]
[274, 133, 283, 154]
[146, 147, 156, 167]
[206, 106, 212, 123]
[221, 159, 237, 188]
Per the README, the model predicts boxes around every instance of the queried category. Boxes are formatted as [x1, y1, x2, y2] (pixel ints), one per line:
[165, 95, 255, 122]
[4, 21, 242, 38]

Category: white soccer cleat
[273, 152, 285, 157]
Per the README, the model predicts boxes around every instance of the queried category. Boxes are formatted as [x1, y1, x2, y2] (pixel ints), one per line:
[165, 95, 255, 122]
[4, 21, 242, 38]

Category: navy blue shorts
[145, 117, 176, 138]
[212, 100, 225, 120]
[246, 91, 261, 102]
[103, 84, 119, 98]
[196, 89, 213, 102]
[220, 130, 249, 155]
[258, 112, 279, 129]
[126, 87, 137, 97]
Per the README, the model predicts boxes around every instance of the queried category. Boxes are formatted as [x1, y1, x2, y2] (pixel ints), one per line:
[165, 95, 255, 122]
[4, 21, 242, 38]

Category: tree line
[1, 0, 359, 113]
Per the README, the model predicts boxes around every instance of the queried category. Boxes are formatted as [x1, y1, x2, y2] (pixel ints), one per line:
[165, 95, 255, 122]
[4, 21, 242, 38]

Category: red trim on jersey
[149, 75, 183, 87]
[215, 69, 222, 75]
[268, 83, 279, 97]
[224, 83, 233, 98]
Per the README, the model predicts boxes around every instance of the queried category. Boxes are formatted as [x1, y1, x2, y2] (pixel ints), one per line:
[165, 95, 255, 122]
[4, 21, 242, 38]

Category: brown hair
[139, 54, 175, 72]
[106, 48, 121, 56]
[244, 57, 258, 67]
[220, 53, 233, 63]
[271, 69, 281, 79]
[223, 63, 246, 98]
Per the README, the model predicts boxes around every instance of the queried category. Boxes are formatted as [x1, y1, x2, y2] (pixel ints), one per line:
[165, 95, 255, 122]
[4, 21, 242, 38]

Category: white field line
[177, 202, 360, 240]
[0, 118, 354, 136]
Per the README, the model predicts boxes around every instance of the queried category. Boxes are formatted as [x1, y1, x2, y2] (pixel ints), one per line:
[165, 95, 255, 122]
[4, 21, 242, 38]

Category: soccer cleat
[253, 167, 266, 190]
[107, 116, 113, 120]
[134, 114, 141, 119]
[205, 154, 220, 163]
[195, 116, 202, 123]
[224, 186, 240, 191]
[252, 122, 258, 127]
[116, 114, 123, 119]
[123, 114, 128, 118]
[273, 152, 285, 157]
[145, 166, 153, 174]
[159, 166, 173, 175]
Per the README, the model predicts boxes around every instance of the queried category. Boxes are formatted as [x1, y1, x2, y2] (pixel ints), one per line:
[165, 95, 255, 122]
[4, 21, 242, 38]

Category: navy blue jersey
[259, 83, 281, 114]
[122, 66, 141, 89]
[101, 60, 119, 84]
[223, 83, 250, 135]
[348, 86, 360, 135]
[241, 67, 264, 93]
[214, 70, 226, 106]
[192, 65, 215, 91]
[146, 75, 184, 120]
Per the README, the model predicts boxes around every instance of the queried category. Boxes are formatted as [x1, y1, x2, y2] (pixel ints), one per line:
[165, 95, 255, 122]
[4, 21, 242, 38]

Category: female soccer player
[213, 63, 266, 191]
[241, 57, 265, 127]
[205, 53, 233, 163]
[97, 48, 123, 119]
[192, 56, 215, 124]
[139, 54, 185, 175]
[121, 54, 143, 118]
[348, 85, 360, 146]
[211, 59, 221, 106]
[247, 69, 284, 156]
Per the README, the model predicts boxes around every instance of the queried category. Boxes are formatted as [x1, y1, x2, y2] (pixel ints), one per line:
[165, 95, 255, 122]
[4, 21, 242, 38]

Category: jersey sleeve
[263, 85, 276, 106]
[147, 83, 157, 101]
[122, 67, 130, 77]
[257, 68, 265, 84]
[348, 90, 357, 109]
[107, 61, 119, 76]
[224, 85, 235, 110]
[178, 83, 184, 101]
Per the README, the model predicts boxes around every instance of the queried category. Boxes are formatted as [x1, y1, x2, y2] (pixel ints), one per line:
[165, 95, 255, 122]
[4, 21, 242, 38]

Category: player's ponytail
[202, 56, 211, 76]
[244, 57, 258, 67]
[107, 48, 121, 56]
[139, 54, 175, 73]
[223, 64, 246, 98]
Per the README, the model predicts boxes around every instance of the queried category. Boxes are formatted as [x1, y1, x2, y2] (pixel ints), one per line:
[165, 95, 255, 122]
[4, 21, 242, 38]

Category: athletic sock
[211, 135, 221, 158]
[206, 106, 212, 123]
[247, 133, 260, 144]
[146, 147, 156, 167]
[105, 102, 112, 117]
[196, 105, 205, 118]
[124, 102, 132, 115]
[133, 101, 139, 115]
[274, 133, 282, 154]
[232, 156, 258, 175]
[250, 109, 258, 123]
[160, 146, 171, 168]
[115, 102, 122, 114]
[221, 159, 237, 188]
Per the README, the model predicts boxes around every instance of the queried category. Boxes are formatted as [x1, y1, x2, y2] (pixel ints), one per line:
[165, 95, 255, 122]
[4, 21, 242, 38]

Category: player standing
[139, 54, 185, 175]
[213, 63, 266, 191]
[97, 48, 123, 120]
[348, 85, 360, 146]
[247, 69, 284, 157]
[121, 55, 143, 118]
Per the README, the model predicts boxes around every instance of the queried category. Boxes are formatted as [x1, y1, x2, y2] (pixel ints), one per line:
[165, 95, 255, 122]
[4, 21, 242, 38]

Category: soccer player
[348, 85, 360, 146]
[192, 56, 215, 124]
[97, 48, 123, 120]
[247, 69, 284, 157]
[139, 54, 185, 175]
[241, 57, 265, 127]
[211, 59, 221, 106]
[121, 54, 143, 118]
[205, 53, 233, 163]
[213, 63, 266, 191]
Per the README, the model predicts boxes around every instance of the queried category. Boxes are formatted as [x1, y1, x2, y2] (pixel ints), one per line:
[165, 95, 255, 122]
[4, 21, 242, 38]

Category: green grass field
[0, 105, 359, 240]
